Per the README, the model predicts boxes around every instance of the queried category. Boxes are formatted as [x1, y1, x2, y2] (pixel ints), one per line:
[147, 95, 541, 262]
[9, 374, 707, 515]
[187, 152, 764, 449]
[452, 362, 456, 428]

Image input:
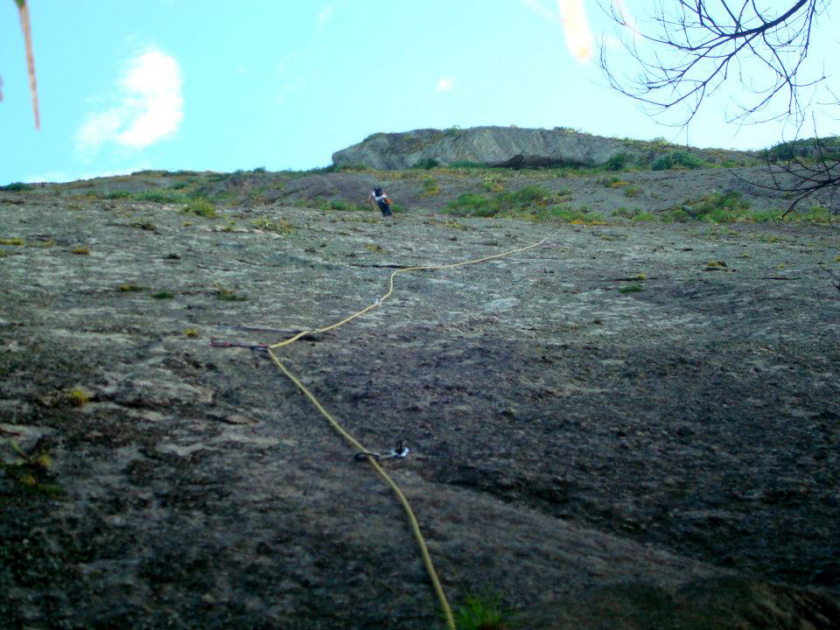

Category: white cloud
[76, 48, 183, 154]
[318, 4, 334, 25]
[518, 0, 558, 22]
[437, 77, 456, 92]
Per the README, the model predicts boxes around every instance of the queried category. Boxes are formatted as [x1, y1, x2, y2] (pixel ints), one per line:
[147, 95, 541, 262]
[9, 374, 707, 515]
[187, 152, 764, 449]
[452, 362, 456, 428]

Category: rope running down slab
[266, 236, 549, 630]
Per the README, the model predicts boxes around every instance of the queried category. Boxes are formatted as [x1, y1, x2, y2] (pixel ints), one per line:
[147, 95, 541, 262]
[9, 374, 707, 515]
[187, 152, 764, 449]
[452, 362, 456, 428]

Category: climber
[368, 187, 393, 218]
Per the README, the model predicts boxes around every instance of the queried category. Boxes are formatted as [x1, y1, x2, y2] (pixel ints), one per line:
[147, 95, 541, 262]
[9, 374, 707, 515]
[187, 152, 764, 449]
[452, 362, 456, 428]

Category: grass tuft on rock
[619, 283, 644, 293]
[217, 288, 247, 302]
[67, 388, 89, 408]
[136, 189, 189, 204]
[183, 198, 217, 218]
[451, 594, 508, 630]
[252, 217, 294, 234]
[651, 151, 706, 171]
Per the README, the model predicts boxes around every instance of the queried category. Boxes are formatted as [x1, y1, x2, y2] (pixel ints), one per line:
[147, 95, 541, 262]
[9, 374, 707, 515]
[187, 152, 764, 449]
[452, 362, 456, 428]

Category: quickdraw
[354, 439, 410, 462]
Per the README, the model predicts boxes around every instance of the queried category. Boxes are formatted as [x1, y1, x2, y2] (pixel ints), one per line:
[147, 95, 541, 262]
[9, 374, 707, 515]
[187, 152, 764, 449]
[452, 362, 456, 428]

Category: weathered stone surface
[514, 577, 840, 629]
[332, 126, 648, 169]
[331, 126, 742, 170]
[0, 423, 54, 465]
[1, 174, 838, 628]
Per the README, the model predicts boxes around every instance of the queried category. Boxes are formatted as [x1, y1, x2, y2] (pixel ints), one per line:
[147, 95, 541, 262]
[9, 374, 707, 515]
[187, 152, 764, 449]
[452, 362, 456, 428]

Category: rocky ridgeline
[331, 126, 745, 170]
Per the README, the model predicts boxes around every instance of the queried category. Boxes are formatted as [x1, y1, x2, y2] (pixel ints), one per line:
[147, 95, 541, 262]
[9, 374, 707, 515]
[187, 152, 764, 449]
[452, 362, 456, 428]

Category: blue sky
[1, 1, 837, 185]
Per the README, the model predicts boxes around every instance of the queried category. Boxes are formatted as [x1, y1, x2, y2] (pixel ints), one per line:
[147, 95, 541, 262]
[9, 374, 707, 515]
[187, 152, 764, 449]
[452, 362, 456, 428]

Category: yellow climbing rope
[266, 236, 549, 630]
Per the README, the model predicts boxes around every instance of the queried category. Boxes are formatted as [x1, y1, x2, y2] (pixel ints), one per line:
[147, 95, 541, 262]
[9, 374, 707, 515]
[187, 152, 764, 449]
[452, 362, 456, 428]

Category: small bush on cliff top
[446, 193, 499, 217]
[412, 158, 440, 170]
[651, 151, 705, 171]
[136, 189, 189, 204]
[0, 182, 32, 192]
[446, 185, 607, 224]
[689, 191, 751, 222]
[604, 152, 634, 171]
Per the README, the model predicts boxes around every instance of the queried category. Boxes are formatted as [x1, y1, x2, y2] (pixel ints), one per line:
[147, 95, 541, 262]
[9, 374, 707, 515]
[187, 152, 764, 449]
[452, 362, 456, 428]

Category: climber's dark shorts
[378, 201, 392, 216]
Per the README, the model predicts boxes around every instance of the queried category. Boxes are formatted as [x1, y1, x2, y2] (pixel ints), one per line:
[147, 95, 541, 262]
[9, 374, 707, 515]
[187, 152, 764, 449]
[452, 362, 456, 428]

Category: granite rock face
[1, 173, 839, 629]
[332, 126, 675, 170]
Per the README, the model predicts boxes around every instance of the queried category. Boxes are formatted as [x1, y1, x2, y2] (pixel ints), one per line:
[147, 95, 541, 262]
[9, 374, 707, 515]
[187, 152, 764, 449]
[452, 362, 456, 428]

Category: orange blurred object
[16, 0, 40, 129]
[558, 0, 593, 63]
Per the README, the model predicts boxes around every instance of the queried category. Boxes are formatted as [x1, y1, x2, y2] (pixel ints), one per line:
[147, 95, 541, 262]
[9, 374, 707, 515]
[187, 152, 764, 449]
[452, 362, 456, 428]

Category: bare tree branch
[599, 0, 838, 218]
[598, 1, 829, 126]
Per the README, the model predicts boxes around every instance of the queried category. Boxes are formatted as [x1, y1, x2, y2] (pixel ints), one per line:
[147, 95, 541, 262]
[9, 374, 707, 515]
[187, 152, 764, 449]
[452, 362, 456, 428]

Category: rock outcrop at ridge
[332, 126, 648, 170]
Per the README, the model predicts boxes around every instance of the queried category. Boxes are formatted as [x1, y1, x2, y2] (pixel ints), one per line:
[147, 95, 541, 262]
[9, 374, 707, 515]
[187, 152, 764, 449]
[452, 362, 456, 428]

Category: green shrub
[664, 208, 691, 223]
[540, 207, 606, 224]
[421, 176, 440, 195]
[651, 151, 705, 171]
[446, 193, 498, 217]
[620, 283, 644, 293]
[692, 191, 750, 222]
[604, 152, 633, 171]
[631, 212, 657, 222]
[412, 158, 440, 170]
[136, 190, 188, 204]
[790, 205, 832, 224]
[623, 184, 642, 198]
[0, 182, 32, 192]
[763, 136, 840, 162]
[334, 163, 370, 172]
[501, 185, 550, 207]
[446, 185, 558, 218]
[313, 198, 368, 212]
[614, 207, 640, 219]
[448, 161, 490, 169]
[183, 198, 217, 218]
[104, 190, 131, 199]
[752, 208, 784, 223]
[330, 199, 368, 212]
[452, 594, 506, 630]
